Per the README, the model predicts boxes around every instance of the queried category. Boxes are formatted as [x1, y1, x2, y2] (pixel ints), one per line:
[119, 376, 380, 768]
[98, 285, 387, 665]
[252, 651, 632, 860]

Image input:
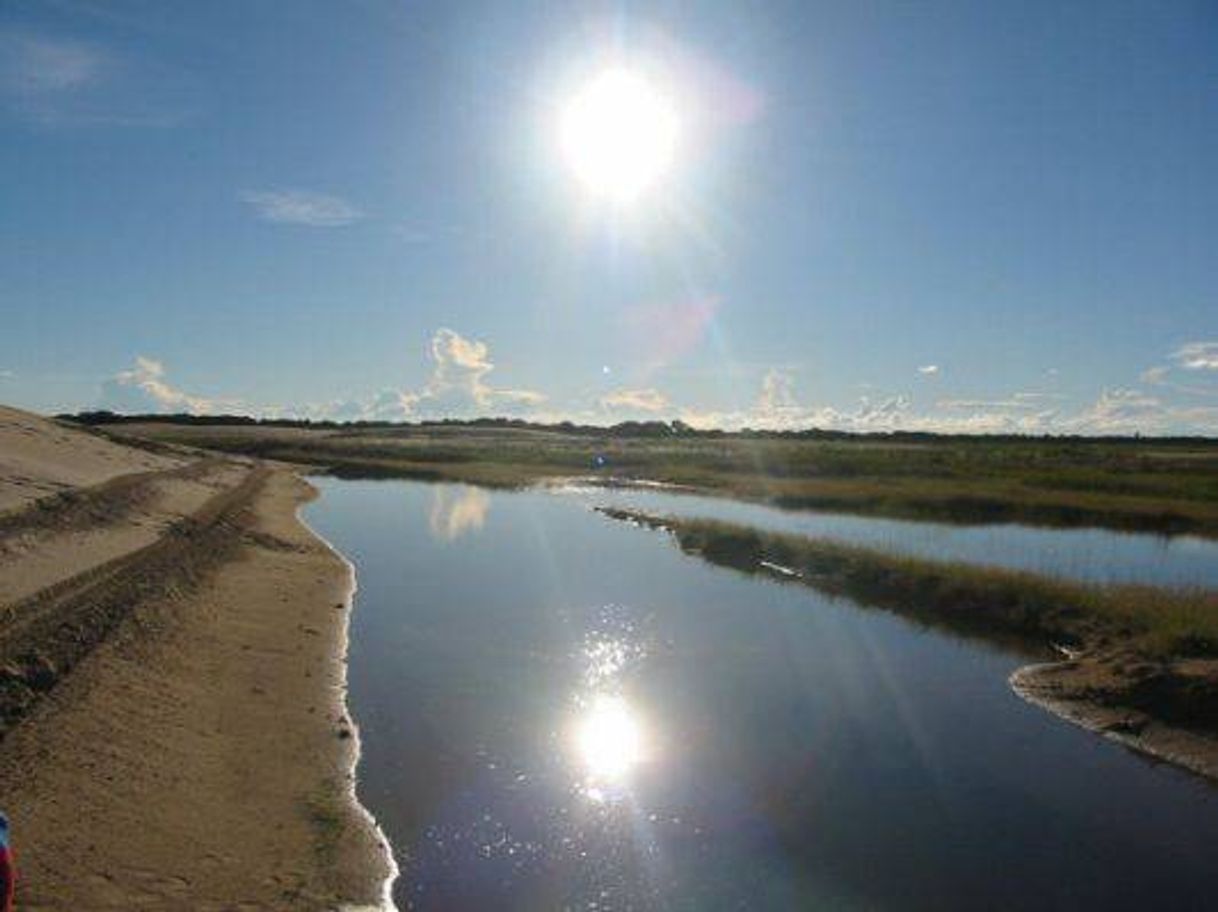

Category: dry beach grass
[101, 419, 1218, 538]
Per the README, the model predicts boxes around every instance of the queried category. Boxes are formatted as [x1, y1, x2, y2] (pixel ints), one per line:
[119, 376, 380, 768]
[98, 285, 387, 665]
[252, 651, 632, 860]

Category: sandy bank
[0, 466, 393, 909]
[1012, 657, 1218, 782]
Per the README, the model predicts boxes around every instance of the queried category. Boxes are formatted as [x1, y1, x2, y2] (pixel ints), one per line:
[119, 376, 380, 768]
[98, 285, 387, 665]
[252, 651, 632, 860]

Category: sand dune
[0, 405, 179, 514]
[0, 407, 391, 909]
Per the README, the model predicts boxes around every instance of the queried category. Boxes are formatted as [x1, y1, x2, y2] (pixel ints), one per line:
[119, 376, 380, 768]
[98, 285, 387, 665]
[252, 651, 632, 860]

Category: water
[307, 480, 1218, 911]
[553, 482, 1218, 588]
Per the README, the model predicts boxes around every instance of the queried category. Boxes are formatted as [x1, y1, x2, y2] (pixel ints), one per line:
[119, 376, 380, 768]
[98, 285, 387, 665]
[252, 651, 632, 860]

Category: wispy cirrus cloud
[0, 29, 193, 127]
[1, 30, 105, 124]
[938, 392, 1065, 410]
[600, 387, 668, 413]
[100, 356, 236, 415]
[241, 190, 364, 227]
[1, 33, 103, 92]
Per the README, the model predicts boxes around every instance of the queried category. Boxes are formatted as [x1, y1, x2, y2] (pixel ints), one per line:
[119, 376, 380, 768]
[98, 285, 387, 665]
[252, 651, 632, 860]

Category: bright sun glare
[559, 68, 678, 203]
[576, 693, 643, 779]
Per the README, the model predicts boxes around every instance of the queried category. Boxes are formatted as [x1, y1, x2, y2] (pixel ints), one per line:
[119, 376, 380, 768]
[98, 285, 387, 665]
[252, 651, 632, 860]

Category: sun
[559, 68, 679, 203]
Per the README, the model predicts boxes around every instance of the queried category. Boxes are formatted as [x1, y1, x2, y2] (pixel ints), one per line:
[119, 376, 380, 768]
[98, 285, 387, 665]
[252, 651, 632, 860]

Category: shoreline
[1011, 660, 1218, 782]
[0, 466, 395, 909]
[294, 486, 401, 911]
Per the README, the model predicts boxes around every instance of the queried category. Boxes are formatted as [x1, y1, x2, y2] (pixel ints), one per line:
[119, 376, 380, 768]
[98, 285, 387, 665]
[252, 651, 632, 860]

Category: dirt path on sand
[0, 467, 393, 910]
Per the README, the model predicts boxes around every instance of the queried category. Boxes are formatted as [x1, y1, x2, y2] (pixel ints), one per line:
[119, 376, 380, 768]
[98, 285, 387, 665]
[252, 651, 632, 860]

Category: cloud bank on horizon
[95, 331, 1218, 436]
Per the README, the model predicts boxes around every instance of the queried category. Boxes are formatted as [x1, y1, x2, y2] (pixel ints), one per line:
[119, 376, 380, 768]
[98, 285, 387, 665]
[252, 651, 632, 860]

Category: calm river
[307, 479, 1218, 911]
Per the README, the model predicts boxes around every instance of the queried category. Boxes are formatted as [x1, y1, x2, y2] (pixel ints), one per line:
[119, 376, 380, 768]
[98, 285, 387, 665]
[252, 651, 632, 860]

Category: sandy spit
[1011, 660, 1218, 783]
[0, 467, 395, 910]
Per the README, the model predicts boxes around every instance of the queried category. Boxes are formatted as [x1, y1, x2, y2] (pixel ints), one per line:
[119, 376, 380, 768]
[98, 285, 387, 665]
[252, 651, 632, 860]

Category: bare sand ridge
[0, 406, 178, 514]
[0, 408, 392, 909]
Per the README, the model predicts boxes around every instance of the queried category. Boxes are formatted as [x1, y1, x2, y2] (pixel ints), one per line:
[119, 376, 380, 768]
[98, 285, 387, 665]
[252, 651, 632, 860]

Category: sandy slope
[0, 409, 393, 909]
[0, 459, 252, 605]
[0, 405, 177, 513]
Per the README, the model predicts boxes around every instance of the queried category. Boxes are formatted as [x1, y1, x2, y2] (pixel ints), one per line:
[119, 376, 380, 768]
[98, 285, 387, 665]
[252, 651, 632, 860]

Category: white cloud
[366, 388, 419, 420]
[241, 190, 363, 227]
[93, 338, 1218, 437]
[754, 368, 805, 426]
[414, 328, 543, 417]
[1063, 388, 1165, 434]
[1133, 351, 1218, 399]
[100, 356, 236, 415]
[676, 369, 914, 433]
[601, 388, 669, 413]
[758, 368, 797, 411]
[1172, 341, 1218, 371]
[675, 378, 1218, 435]
[917, 364, 940, 376]
[0, 369, 14, 380]
[289, 329, 544, 422]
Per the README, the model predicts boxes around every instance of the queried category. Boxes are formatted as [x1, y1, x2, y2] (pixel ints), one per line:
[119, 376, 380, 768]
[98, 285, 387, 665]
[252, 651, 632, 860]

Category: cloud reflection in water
[427, 484, 490, 541]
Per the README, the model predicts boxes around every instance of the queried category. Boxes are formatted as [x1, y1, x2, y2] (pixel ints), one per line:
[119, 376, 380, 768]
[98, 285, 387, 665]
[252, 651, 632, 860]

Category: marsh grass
[109, 422, 1218, 537]
[602, 509, 1218, 660]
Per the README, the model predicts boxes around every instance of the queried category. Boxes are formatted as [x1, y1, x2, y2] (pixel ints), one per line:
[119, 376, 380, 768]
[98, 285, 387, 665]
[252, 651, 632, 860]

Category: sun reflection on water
[570, 615, 654, 799]
[576, 692, 644, 782]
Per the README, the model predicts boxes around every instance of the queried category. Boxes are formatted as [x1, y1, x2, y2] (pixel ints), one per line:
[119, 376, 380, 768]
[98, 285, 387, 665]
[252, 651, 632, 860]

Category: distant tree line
[57, 410, 1218, 446]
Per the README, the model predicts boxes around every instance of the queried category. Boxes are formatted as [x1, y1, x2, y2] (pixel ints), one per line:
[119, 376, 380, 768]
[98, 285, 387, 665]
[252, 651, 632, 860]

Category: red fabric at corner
[0, 846, 14, 912]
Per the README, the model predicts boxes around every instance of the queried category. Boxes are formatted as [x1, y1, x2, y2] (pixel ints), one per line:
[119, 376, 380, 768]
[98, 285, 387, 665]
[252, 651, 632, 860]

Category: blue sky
[2, 0, 1216, 433]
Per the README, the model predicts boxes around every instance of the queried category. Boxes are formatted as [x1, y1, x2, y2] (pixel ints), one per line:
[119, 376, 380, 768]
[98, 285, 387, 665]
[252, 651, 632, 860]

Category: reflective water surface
[307, 480, 1218, 911]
